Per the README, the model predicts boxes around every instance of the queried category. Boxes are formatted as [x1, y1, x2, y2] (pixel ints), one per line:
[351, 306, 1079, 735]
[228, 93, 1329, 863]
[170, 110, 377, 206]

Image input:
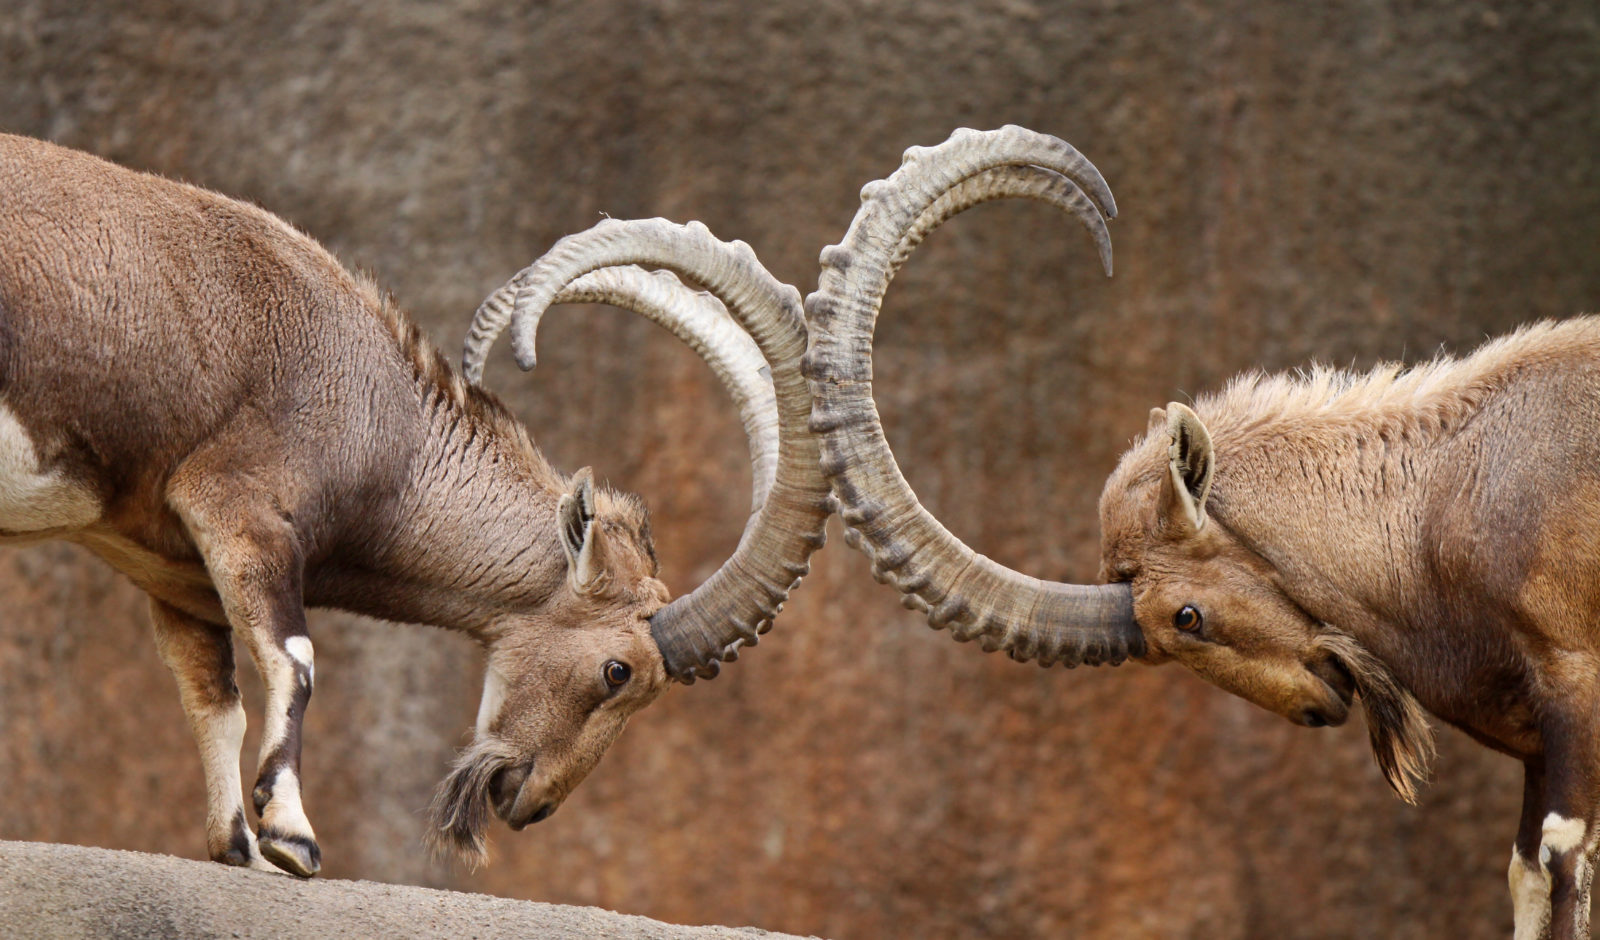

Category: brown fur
[0, 133, 672, 872]
[1099, 317, 1600, 938]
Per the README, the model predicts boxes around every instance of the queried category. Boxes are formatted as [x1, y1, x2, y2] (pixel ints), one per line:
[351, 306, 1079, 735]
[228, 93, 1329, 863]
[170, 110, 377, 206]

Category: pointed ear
[1147, 406, 1167, 436]
[558, 467, 606, 592]
[1164, 402, 1213, 531]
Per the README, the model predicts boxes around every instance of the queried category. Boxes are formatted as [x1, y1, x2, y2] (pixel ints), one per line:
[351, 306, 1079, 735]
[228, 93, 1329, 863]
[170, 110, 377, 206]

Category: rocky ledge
[0, 840, 817, 939]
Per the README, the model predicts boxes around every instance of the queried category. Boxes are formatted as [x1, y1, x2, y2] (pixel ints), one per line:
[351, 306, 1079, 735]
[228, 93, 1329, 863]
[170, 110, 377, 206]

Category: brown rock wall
[2, 2, 1598, 937]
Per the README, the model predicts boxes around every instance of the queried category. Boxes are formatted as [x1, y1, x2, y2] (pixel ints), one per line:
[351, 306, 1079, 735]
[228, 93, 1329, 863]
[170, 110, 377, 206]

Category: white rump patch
[0, 402, 100, 532]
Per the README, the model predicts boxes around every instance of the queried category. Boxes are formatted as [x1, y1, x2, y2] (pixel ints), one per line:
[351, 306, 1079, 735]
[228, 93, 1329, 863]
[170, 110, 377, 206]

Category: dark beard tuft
[1314, 629, 1436, 804]
[425, 737, 518, 869]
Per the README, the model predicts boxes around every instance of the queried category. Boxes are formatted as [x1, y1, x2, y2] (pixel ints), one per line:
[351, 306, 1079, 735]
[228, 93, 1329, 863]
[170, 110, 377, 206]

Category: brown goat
[807, 125, 1598, 940]
[0, 134, 830, 876]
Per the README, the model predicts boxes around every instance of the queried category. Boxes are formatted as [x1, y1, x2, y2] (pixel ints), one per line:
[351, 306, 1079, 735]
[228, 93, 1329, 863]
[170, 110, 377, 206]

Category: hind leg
[150, 598, 274, 872]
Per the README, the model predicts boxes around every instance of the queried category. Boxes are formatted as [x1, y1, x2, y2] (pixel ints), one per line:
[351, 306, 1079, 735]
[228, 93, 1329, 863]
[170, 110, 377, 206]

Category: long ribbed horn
[473, 266, 778, 515]
[890, 163, 1114, 281]
[804, 125, 1142, 667]
[563, 267, 778, 516]
[465, 218, 831, 681]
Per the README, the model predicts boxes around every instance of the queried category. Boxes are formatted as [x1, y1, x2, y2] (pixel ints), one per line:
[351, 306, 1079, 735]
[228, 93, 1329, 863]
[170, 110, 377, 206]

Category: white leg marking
[0, 402, 100, 531]
[198, 703, 248, 826]
[1543, 813, 1587, 854]
[475, 664, 509, 737]
[284, 635, 314, 687]
[183, 697, 265, 864]
[256, 648, 301, 757]
[261, 766, 316, 840]
[1510, 846, 1553, 940]
[1539, 812, 1596, 938]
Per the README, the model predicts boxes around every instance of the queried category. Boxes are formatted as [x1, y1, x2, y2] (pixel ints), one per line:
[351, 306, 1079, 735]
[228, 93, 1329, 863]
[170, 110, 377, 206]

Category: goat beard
[1314, 629, 1437, 805]
[425, 736, 519, 869]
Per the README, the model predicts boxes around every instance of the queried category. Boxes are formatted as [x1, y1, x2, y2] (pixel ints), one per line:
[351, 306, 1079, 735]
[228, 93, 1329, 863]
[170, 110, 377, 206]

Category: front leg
[171, 474, 321, 878]
[1526, 711, 1600, 940]
[150, 598, 275, 872]
[1511, 761, 1552, 940]
[246, 617, 320, 878]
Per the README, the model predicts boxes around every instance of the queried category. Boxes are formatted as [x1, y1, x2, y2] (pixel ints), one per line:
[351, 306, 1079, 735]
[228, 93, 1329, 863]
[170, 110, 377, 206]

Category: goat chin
[425, 736, 519, 869]
[1313, 630, 1437, 804]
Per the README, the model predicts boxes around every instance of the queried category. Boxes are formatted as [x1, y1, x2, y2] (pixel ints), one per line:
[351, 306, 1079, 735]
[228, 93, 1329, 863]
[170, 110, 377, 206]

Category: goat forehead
[1101, 473, 1162, 532]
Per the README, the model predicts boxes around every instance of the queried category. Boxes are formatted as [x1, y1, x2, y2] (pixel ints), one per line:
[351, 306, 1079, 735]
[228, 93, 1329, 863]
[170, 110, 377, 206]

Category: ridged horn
[803, 125, 1143, 667]
[465, 218, 831, 681]
[890, 163, 1114, 281]
[518, 265, 778, 516]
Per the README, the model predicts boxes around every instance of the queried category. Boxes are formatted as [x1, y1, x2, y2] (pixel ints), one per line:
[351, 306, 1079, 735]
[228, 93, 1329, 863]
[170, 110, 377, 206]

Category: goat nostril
[1302, 709, 1328, 728]
[531, 803, 556, 824]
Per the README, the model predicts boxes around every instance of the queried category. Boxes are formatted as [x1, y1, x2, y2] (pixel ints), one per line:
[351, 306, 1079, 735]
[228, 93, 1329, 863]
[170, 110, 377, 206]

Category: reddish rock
[1, 2, 1596, 937]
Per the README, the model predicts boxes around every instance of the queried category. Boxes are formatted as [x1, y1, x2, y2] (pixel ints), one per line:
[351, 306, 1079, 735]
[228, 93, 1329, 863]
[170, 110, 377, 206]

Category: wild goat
[806, 125, 1598, 940]
[0, 133, 833, 876]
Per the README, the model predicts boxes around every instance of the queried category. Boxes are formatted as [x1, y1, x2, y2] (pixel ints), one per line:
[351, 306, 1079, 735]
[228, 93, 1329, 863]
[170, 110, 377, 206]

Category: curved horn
[803, 125, 1142, 668]
[465, 218, 831, 681]
[890, 164, 1114, 282]
[561, 266, 778, 516]
[474, 266, 778, 515]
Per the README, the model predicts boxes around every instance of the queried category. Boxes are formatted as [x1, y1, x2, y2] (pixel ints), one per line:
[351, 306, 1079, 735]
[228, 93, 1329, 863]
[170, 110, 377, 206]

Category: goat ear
[558, 467, 604, 591]
[1164, 402, 1213, 531]
[1147, 406, 1167, 436]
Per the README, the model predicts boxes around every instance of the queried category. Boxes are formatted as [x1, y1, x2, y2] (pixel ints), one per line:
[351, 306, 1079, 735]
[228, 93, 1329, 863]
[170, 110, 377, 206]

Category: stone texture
[0, 840, 813, 939]
[1, 1, 1598, 937]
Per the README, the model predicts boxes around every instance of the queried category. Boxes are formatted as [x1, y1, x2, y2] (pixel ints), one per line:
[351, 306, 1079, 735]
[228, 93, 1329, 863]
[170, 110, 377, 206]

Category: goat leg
[169, 458, 321, 878]
[1526, 714, 1600, 940]
[150, 598, 275, 872]
[1511, 761, 1553, 940]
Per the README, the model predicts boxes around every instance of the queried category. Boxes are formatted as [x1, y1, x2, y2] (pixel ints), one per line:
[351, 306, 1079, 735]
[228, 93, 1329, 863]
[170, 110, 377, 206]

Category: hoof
[212, 810, 267, 869]
[259, 829, 322, 878]
[216, 845, 254, 867]
[213, 849, 279, 874]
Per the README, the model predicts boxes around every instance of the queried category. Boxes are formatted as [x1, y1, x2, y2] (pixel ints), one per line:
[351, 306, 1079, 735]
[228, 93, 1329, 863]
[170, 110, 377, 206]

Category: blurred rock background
[1, 1, 1597, 937]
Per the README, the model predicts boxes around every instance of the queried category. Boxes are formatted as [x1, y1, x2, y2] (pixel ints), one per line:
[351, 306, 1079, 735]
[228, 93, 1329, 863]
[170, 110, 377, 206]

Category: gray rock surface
[0, 840, 814, 939]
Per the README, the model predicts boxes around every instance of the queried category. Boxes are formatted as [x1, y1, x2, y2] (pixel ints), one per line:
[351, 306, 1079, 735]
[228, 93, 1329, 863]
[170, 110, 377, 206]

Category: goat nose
[531, 803, 556, 824]
[490, 763, 532, 814]
[1301, 709, 1329, 728]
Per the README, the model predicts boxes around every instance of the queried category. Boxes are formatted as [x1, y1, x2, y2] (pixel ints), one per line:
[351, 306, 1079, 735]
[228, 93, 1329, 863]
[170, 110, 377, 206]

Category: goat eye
[1174, 605, 1203, 632]
[603, 660, 632, 688]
